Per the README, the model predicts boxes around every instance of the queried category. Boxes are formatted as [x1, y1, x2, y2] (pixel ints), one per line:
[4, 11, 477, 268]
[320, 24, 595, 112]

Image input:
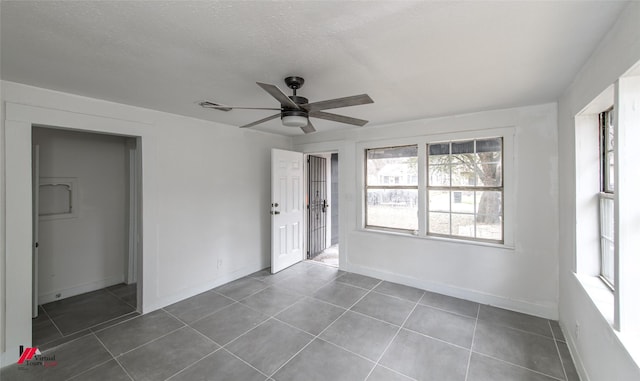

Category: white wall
[33, 127, 129, 303]
[0, 81, 291, 365]
[294, 102, 559, 319]
[557, 1, 640, 380]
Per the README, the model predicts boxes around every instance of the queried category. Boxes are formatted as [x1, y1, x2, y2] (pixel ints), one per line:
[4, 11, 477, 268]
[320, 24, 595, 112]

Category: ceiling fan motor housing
[282, 95, 309, 120]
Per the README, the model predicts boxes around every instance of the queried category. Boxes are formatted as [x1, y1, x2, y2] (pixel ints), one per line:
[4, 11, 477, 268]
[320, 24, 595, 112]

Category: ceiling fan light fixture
[281, 109, 308, 127]
[282, 115, 308, 127]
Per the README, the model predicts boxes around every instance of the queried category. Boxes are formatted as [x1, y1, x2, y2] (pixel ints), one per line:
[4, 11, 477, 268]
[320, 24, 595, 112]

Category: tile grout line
[185, 301, 242, 326]
[463, 305, 480, 381]
[265, 282, 381, 379]
[40, 309, 141, 350]
[472, 351, 567, 381]
[363, 291, 423, 381]
[165, 299, 272, 380]
[63, 357, 115, 381]
[478, 318, 558, 341]
[216, 348, 272, 379]
[104, 284, 137, 309]
[39, 304, 65, 338]
[549, 320, 570, 381]
[270, 316, 375, 364]
[371, 363, 419, 381]
[91, 332, 136, 381]
[111, 323, 187, 359]
[90, 312, 141, 334]
[415, 300, 480, 320]
[218, 280, 272, 303]
[161, 348, 224, 381]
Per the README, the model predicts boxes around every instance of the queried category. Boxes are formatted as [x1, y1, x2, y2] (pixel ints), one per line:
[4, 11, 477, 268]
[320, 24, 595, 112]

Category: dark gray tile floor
[3, 262, 579, 381]
[32, 283, 138, 350]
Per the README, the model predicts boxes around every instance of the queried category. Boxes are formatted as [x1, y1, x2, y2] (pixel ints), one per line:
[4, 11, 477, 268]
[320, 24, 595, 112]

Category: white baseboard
[562, 322, 590, 381]
[346, 263, 558, 319]
[143, 263, 264, 314]
[38, 275, 125, 305]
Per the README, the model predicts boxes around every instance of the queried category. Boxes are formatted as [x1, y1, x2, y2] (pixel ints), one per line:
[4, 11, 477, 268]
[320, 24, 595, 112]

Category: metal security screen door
[308, 155, 328, 259]
[271, 149, 305, 273]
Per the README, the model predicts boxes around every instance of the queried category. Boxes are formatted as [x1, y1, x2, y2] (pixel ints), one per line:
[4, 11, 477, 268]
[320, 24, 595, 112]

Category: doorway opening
[31, 126, 142, 348]
[306, 153, 339, 267]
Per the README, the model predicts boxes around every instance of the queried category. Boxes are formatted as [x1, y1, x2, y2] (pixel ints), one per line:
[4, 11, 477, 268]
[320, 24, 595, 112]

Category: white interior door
[271, 149, 304, 273]
[32, 145, 40, 318]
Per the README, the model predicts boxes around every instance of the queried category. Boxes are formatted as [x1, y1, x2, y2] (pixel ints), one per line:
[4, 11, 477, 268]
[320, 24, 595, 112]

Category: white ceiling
[0, 1, 628, 136]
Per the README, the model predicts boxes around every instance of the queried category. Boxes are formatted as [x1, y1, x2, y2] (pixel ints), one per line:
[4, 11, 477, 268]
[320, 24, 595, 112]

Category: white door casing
[271, 149, 304, 273]
[32, 145, 40, 318]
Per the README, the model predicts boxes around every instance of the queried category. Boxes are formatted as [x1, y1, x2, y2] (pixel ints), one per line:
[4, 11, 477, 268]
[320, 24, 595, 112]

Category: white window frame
[575, 75, 640, 339]
[364, 145, 419, 233]
[426, 138, 504, 244]
[598, 108, 615, 289]
[356, 127, 515, 248]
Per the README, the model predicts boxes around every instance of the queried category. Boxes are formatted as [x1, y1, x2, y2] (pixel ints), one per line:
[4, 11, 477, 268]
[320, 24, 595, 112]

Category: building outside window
[365, 145, 418, 232]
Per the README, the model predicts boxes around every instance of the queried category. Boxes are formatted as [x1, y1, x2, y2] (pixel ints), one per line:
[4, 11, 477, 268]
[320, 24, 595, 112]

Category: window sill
[359, 227, 515, 250]
[575, 273, 640, 368]
[575, 273, 614, 324]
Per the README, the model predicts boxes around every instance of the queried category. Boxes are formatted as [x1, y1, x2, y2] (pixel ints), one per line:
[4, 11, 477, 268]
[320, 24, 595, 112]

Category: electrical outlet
[575, 321, 580, 340]
[55, 293, 62, 299]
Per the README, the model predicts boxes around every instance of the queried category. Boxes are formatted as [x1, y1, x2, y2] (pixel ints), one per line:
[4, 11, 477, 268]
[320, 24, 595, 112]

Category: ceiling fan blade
[199, 101, 280, 111]
[310, 111, 369, 126]
[304, 94, 373, 112]
[301, 121, 316, 134]
[240, 113, 281, 128]
[256, 82, 300, 109]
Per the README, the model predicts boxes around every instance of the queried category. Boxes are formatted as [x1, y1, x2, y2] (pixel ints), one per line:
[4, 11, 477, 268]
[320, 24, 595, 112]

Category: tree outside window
[427, 138, 503, 242]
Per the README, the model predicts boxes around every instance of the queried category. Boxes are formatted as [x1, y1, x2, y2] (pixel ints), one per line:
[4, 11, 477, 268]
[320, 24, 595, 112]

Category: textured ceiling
[0, 1, 628, 136]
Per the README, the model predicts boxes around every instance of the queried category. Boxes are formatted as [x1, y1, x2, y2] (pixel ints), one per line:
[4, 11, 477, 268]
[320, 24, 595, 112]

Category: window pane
[601, 109, 615, 193]
[426, 137, 504, 243]
[476, 191, 502, 217]
[476, 138, 502, 153]
[476, 152, 502, 187]
[451, 213, 475, 238]
[428, 212, 450, 235]
[428, 164, 450, 186]
[599, 196, 614, 286]
[366, 189, 418, 230]
[451, 159, 478, 186]
[601, 238, 615, 286]
[367, 146, 418, 186]
[429, 143, 450, 156]
[451, 140, 474, 154]
[476, 215, 503, 241]
[600, 196, 614, 239]
[606, 152, 614, 192]
[429, 190, 450, 212]
[451, 191, 474, 213]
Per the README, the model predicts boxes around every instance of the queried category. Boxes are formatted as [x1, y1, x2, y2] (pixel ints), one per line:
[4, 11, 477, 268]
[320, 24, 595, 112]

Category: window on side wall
[427, 138, 503, 243]
[365, 145, 418, 232]
[599, 108, 615, 289]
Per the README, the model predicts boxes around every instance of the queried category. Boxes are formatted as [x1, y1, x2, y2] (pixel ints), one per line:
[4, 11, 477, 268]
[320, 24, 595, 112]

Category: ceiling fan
[199, 76, 374, 134]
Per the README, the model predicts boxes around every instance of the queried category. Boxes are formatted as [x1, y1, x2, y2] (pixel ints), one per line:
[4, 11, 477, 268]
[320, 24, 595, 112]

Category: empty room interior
[1, 1, 640, 381]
